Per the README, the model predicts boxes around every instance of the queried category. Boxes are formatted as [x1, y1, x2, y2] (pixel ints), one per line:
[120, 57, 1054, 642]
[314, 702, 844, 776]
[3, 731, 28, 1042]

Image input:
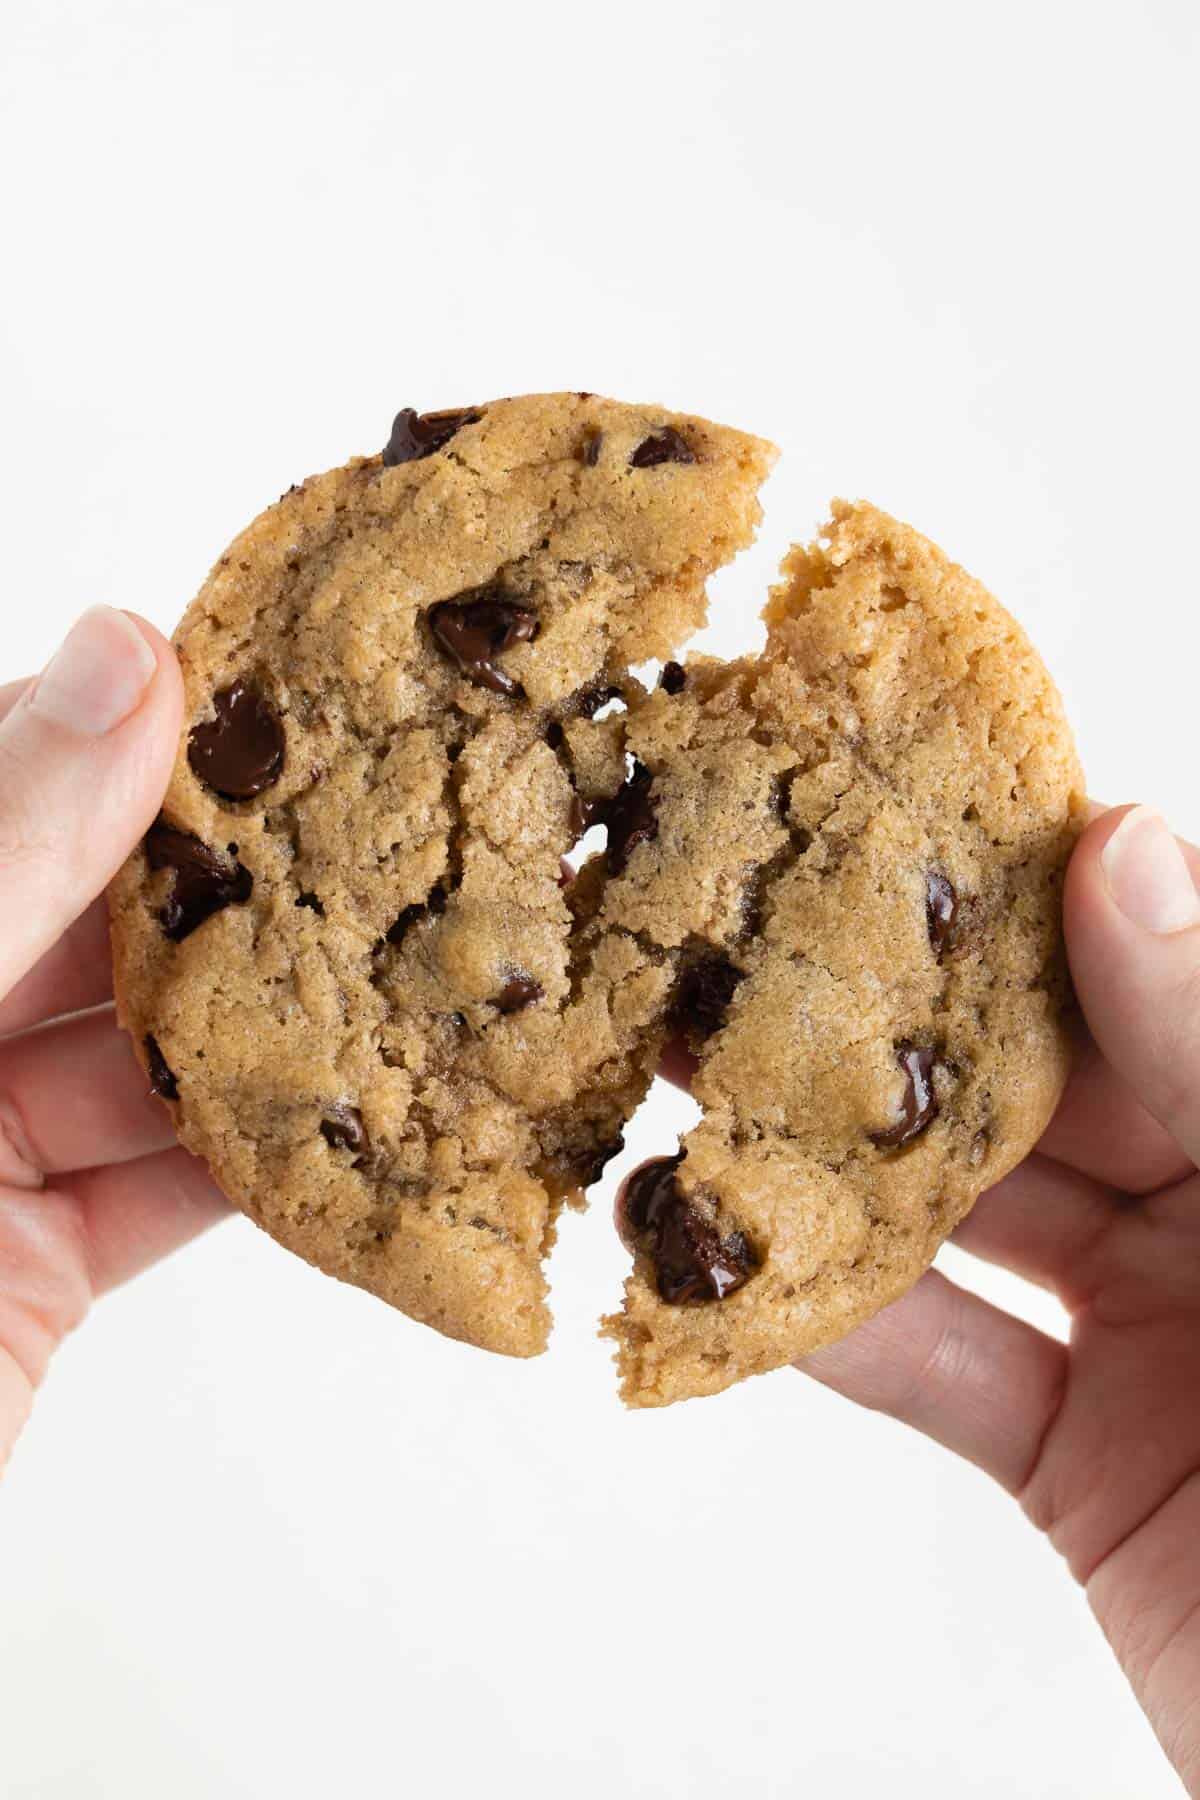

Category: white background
[2, 3, 1197, 1795]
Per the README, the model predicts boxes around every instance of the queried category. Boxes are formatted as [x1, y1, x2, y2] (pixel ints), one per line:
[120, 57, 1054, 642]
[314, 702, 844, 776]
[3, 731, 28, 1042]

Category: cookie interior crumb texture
[108, 402, 1083, 1405]
[108, 394, 778, 1359]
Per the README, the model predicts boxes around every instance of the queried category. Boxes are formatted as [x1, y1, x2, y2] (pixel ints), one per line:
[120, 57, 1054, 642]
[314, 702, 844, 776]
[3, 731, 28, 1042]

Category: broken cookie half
[108, 402, 1082, 1406]
[109, 393, 777, 1361]
[599, 501, 1083, 1403]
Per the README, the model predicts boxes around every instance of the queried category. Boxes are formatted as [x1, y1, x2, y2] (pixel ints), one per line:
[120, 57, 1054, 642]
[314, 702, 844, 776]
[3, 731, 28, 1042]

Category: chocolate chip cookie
[599, 501, 1084, 1404]
[108, 394, 777, 1356]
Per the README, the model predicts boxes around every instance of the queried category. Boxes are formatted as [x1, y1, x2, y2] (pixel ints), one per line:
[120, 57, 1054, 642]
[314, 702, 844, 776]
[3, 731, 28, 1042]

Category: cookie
[108, 394, 777, 1356]
[599, 500, 1084, 1404]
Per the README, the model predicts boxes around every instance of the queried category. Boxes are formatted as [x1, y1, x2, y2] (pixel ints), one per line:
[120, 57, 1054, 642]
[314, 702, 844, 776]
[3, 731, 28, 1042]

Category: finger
[1036, 807, 1198, 1191]
[1037, 1035, 1192, 1195]
[65, 1145, 231, 1296]
[0, 1147, 229, 1468]
[797, 1269, 1066, 1494]
[0, 609, 182, 1003]
[1065, 805, 1200, 1169]
[951, 1152, 1122, 1305]
[0, 1150, 229, 1378]
[0, 678, 30, 726]
[0, 1006, 177, 1184]
[0, 897, 113, 1038]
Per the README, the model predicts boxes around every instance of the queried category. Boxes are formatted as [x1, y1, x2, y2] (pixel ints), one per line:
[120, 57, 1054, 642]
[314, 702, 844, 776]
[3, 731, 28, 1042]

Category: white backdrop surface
[1, 3, 1197, 1795]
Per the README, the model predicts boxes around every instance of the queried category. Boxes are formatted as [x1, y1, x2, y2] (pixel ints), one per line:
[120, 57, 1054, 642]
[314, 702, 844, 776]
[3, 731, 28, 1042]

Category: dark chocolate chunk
[620, 1155, 757, 1302]
[659, 661, 686, 694]
[871, 1043, 940, 1150]
[567, 762, 658, 865]
[581, 429, 603, 466]
[655, 1207, 757, 1305]
[296, 891, 325, 916]
[145, 821, 253, 942]
[145, 1035, 179, 1101]
[925, 870, 959, 957]
[576, 680, 621, 718]
[604, 760, 657, 874]
[495, 974, 543, 1014]
[188, 680, 286, 800]
[321, 1104, 367, 1154]
[544, 721, 565, 750]
[629, 427, 695, 469]
[620, 1152, 684, 1246]
[383, 406, 480, 466]
[428, 591, 538, 696]
[385, 883, 448, 947]
[673, 956, 743, 1040]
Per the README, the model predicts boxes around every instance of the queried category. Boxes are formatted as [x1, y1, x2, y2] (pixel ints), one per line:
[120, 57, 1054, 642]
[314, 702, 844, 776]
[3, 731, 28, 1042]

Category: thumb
[1064, 804, 1200, 1167]
[0, 607, 182, 999]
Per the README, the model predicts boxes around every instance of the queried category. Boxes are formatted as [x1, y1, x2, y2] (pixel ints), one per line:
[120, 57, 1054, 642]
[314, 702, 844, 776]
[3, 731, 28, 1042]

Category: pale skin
[2, 609, 1200, 1792]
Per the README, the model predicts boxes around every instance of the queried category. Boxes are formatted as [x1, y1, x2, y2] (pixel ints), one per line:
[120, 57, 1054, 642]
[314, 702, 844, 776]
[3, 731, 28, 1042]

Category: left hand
[0, 605, 228, 1475]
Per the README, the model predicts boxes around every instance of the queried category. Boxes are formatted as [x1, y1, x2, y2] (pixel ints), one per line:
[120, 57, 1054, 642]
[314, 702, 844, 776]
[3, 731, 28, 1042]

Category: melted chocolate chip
[428, 592, 538, 696]
[385, 882, 448, 947]
[925, 870, 959, 957]
[145, 822, 253, 942]
[621, 1155, 757, 1302]
[566, 762, 658, 867]
[544, 721, 565, 750]
[296, 891, 325, 916]
[321, 1104, 367, 1154]
[145, 1035, 178, 1101]
[604, 760, 657, 874]
[383, 406, 480, 466]
[629, 427, 695, 469]
[659, 661, 686, 694]
[673, 956, 743, 1040]
[620, 1152, 683, 1246]
[495, 974, 543, 1014]
[871, 1043, 940, 1150]
[576, 680, 621, 718]
[188, 681, 285, 800]
[581, 429, 603, 466]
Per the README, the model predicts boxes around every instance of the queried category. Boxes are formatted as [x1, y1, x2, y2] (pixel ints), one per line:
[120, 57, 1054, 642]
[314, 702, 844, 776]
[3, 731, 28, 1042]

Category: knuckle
[0, 1093, 47, 1187]
[910, 1316, 970, 1414]
[0, 739, 61, 873]
[0, 1189, 93, 1390]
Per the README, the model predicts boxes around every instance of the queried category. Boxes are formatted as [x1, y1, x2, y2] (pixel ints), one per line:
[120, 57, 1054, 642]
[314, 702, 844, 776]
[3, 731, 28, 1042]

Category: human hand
[0, 608, 228, 1474]
[794, 803, 1200, 1793]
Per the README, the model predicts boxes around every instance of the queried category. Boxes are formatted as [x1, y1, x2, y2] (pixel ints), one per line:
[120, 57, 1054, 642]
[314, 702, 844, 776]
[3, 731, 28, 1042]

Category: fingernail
[30, 607, 158, 737]
[1101, 806, 1200, 935]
